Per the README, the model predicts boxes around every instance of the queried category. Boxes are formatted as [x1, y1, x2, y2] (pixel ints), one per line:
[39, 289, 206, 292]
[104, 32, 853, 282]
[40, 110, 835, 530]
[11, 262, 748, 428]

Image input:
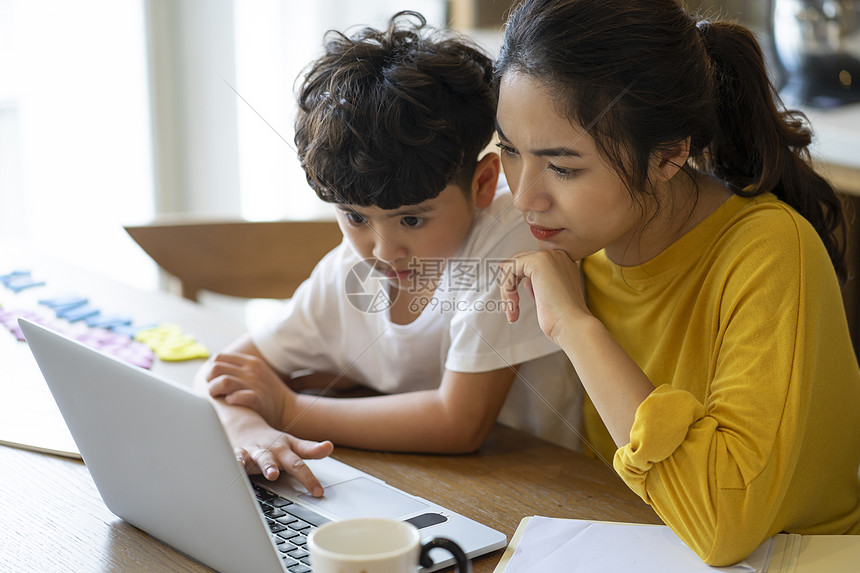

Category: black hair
[295, 11, 497, 209]
[496, 0, 847, 283]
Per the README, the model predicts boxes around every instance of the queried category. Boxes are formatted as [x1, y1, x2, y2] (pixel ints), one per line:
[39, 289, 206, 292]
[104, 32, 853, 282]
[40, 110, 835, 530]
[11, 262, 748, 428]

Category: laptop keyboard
[253, 484, 331, 573]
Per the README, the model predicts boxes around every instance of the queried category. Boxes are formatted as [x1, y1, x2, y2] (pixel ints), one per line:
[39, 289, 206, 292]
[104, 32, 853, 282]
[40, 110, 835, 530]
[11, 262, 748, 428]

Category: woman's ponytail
[697, 21, 847, 284]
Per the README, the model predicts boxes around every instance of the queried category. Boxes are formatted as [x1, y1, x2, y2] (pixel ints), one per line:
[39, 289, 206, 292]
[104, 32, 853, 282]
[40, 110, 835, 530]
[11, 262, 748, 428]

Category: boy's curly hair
[294, 11, 496, 209]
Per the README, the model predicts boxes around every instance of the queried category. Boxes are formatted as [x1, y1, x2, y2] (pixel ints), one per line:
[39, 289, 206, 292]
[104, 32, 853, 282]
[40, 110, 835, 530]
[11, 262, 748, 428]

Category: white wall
[0, 0, 156, 289]
[232, 0, 447, 222]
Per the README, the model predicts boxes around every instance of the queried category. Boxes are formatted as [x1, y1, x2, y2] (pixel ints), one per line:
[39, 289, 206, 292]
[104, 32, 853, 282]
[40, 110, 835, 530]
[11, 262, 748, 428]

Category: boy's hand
[206, 352, 296, 428]
[229, 412, 333, 497]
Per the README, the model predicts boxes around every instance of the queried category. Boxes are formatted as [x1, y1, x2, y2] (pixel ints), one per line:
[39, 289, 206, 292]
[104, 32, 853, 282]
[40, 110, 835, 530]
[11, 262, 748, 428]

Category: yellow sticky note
[134, 324, 210, 361]
[154, 340, 210, 361]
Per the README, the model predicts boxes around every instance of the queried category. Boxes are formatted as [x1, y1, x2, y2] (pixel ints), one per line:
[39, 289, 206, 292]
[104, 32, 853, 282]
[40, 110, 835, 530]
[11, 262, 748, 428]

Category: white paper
[0, 324, 80, 458]
[504, 517, 772, 573]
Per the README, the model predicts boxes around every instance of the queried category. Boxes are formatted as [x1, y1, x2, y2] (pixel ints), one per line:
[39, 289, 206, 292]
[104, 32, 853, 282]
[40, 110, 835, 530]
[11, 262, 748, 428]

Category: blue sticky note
[61, 305, 100, 322]
[5, 275, 46, 292]
[40, 294, 89, 309]
[86, 314, 133, 329]
[0, 270, 31, 286]
[54, 300, 89, 317]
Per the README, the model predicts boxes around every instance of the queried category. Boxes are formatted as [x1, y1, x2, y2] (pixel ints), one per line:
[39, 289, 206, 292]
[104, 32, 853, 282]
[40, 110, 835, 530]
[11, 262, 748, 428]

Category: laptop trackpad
[299, 477, 430, 519]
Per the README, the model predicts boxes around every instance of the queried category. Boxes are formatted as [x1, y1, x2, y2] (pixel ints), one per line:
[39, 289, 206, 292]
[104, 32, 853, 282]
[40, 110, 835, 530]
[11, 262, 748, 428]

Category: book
[493, 517, 860, 573]
[0, 327, 80, 459]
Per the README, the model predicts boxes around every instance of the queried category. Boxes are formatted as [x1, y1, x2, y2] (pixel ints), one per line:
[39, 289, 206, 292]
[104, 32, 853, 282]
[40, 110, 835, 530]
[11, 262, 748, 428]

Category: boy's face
[335, 184, 476, 285]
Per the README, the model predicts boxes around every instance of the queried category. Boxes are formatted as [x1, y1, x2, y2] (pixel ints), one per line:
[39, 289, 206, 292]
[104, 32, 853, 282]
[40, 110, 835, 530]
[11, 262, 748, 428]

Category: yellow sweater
[582, 193, 860, 566]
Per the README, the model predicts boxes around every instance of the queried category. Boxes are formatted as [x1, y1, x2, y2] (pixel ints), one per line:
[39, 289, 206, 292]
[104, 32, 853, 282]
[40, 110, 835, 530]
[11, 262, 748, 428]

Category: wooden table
[0, 425, 660, 573]
[0, 247, 660, 571]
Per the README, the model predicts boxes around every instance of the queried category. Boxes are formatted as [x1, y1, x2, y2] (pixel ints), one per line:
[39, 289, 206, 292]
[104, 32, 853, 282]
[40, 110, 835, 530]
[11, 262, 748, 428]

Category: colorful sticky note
[39, 294, 89, 309]
[0, 270, 31, 286]
[85, 314, 133, 329]
[53, 300, 90, 317]
[62, 305, 100, 323]
[75, 328, 155, 369]
[0, 308, 69, 342]
[4, 275, 46, 292]
[134, 324, 210, 361]
[0, 308, 34, 341]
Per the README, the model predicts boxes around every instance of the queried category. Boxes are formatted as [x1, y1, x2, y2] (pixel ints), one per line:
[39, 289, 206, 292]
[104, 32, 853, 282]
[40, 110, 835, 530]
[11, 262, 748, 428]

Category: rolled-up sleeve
[613, 382, 788, 566]
[616, 385, 708, 476]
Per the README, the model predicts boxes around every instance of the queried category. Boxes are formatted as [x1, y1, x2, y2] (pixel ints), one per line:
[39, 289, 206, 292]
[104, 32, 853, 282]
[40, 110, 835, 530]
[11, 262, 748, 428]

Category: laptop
[19, 318, 507, 573]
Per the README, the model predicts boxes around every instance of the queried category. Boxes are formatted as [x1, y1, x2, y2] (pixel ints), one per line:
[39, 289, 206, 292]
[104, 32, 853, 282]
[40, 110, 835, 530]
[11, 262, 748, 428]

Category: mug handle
[419, 537, 471, 572]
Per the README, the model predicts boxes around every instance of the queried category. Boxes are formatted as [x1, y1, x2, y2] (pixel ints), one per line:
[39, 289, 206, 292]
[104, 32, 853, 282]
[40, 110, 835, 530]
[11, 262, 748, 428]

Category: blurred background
[0, 0, 855, 294]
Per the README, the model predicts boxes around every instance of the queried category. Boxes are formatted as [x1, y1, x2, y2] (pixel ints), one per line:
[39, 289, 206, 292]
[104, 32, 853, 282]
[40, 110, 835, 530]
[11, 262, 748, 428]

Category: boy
[198, 11, 580, 496]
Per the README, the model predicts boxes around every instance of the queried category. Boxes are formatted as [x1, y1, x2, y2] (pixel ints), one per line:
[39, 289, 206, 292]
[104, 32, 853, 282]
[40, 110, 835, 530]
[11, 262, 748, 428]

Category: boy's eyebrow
[337, 203, 436, 218]
[495, 119, 583, 159]
[390, 204, 435, 216]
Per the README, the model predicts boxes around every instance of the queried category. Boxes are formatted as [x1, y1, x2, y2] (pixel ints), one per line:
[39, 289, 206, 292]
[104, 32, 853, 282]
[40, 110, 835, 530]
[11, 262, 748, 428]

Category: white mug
[307, 517, 470, 573]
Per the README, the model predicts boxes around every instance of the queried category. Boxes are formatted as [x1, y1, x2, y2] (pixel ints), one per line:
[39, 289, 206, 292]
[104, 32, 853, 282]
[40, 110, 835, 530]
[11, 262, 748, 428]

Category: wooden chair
[124, 219, 343, 302]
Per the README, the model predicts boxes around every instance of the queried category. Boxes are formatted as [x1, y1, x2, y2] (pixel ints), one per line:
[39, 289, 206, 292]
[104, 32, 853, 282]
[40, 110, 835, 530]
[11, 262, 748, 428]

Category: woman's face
[496, 72, 648, 264]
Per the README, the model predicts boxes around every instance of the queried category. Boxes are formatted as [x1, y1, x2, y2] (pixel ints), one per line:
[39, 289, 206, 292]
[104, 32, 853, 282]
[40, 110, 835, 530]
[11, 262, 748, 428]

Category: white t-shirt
[252, 181, 583, 450]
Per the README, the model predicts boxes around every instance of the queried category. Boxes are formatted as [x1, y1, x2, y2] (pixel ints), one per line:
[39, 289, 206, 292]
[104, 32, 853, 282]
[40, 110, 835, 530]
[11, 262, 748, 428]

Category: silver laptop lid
[19, 318, 285, 573]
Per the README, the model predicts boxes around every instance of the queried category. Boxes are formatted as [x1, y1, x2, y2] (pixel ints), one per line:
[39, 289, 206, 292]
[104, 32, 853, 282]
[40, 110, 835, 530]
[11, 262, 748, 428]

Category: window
[0, 0, 156, 288]
[233, 0, 447, 221]
[1, 1, 456, 295]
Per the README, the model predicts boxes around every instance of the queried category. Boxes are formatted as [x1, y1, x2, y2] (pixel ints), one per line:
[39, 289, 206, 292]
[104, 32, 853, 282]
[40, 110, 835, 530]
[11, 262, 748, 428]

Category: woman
[496, 0, 860, 565]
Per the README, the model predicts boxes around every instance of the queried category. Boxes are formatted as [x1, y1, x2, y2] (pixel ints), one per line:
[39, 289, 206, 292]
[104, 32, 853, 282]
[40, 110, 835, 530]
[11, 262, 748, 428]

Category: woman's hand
[501, 249, 655, 446]
[500, 249, 590, 345]
[205, 352, 296, 429]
